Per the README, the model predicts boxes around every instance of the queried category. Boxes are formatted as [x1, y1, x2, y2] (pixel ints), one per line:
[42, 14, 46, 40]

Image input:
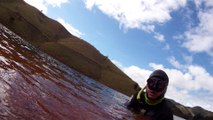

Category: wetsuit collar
[137, 86, 164, 106]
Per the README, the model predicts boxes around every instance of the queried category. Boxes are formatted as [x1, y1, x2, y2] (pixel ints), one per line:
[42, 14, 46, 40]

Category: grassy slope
[0, 0, 138, 96]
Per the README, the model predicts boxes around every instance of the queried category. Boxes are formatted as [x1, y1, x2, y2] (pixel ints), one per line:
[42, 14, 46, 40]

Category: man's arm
[126, 90, 141, 113]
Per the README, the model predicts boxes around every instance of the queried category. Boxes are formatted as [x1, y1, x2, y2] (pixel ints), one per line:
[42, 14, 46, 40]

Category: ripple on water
[0, 24, 154, 120]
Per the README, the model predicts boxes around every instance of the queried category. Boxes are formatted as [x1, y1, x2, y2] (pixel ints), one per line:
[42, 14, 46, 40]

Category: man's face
[146, 86, 165, 100]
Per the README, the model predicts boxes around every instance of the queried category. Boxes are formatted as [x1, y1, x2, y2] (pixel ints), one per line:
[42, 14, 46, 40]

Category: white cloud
[111, 60, 124, 69]
[167, 55, 193, 71]
[163, 43, 170, 50]
[149, 63, 165, 70]
[182, 55, 193, 64]
[187, 65, 213, 91]
[44, 0, 69, 7]
[123, 66, 152, 87]
[154, 32, 165, 42]
[168, 56, 184, 70]
[24, 0, 48, 14]
[113, 60, 213, 112]
[24, 0, 69, 14]
[84, 0, 187, 32]
[57, 18, 83, 37]
[182, 0, 213, 56]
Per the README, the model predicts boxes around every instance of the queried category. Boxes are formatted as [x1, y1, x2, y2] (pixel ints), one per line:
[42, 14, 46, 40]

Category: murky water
[0, 24, 151, 120]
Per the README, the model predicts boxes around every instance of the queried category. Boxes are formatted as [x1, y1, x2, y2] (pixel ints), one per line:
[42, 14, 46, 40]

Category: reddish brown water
[0, 24, 150, 120]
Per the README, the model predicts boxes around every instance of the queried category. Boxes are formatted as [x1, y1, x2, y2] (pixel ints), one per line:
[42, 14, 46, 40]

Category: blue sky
[24, 0, 213, 112]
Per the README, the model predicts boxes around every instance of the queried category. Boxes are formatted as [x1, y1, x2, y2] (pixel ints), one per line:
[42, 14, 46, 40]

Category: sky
[23, 0, 213, 112]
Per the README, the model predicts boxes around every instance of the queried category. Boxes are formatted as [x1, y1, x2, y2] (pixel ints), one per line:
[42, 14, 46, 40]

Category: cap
[147, 69, 169, 92]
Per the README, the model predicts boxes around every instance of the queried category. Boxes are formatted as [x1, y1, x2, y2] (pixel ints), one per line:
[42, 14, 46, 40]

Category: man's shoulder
[150, 99, 173, 120]
[160, 98, 173, 111]
[152, 99, 172, 115]
[158, 99, 173, 119]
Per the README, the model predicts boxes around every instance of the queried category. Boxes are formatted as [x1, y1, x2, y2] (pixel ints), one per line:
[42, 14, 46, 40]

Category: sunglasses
[147, 78, 167, 92]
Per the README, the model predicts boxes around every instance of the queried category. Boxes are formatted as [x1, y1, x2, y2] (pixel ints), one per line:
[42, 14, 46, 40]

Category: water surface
[0, 24, 151, 120]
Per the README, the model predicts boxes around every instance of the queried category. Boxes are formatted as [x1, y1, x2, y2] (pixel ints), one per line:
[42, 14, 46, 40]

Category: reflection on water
[0, 24, 151, 120]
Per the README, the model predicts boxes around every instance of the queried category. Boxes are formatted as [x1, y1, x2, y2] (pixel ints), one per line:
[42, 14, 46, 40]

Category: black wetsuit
[127, 90, 173, 120]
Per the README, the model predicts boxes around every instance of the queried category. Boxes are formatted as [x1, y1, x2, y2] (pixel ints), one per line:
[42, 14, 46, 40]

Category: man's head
[146, 69, 169, 100]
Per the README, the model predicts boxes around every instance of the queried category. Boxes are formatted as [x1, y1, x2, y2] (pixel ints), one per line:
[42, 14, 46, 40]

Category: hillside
[0, 0, 139, 96]
[167, 99, 213, 120]
[0, 0, 213, 119]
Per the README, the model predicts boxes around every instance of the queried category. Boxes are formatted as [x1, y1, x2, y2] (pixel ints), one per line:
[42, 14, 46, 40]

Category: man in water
[127, 69, 173, 120]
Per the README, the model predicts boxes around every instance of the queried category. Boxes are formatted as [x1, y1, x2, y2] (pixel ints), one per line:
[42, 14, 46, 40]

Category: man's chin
[147, 93, 157, 100]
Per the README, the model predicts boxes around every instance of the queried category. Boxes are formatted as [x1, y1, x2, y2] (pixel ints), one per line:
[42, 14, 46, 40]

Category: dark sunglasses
[147, 78, 167, 92]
